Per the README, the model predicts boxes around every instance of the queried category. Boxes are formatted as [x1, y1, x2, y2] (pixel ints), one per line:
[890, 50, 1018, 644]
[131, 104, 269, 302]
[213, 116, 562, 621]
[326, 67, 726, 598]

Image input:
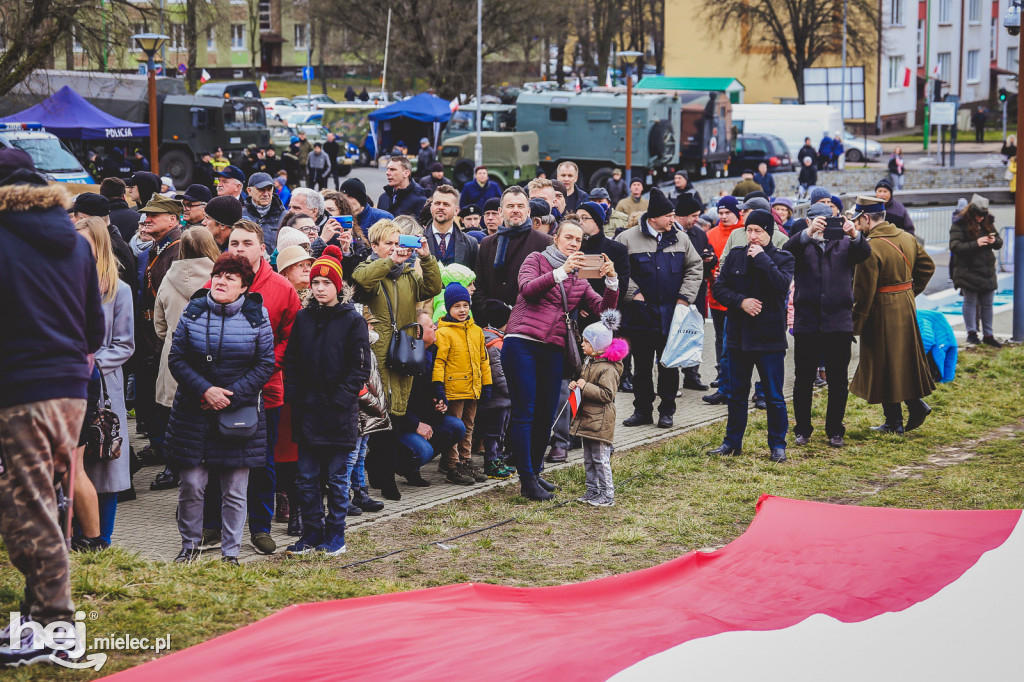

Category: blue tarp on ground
[0, 85, 149, 140]
[368, 93, 452, 151]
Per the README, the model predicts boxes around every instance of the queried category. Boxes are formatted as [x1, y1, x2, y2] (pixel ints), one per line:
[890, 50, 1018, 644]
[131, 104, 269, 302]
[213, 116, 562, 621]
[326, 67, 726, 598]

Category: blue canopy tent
[0, 85, 150, 140]
[368, 93, 452, 156]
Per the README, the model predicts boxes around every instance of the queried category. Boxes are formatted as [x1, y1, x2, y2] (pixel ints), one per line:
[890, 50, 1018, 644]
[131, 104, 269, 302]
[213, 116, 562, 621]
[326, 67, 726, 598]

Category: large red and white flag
[449, 97, 460, 113]
[109, 497, 1024, 681]
[200, 69, 211, 84]
[258, 75, 267, 93]
[568, 386, 582, 418]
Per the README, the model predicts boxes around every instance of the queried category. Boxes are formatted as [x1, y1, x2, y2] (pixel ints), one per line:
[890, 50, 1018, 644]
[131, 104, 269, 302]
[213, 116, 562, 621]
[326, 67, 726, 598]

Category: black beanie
[675, 193, 702, 217]
[875, 177, 894, 192]
[745, 209, 775, 237]
[578, 201, 606, 227]
[647, 187, 675, 218]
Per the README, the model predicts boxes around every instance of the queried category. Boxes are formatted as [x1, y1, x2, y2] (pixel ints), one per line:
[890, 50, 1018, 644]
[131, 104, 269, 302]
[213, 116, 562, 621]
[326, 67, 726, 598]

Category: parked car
[729, 133, 793, 175]
[291, 94, 336, 110]
[195, 81, 262, 99]
[843, 131, 883, 162]
[262, 97, 295, 121]
[284, 110, 323, 128]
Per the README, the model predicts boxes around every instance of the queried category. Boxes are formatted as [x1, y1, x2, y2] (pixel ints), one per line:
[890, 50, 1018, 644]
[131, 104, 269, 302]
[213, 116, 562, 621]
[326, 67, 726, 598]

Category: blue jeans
[203, 406, 278, 534]
[502, 336, 564, 478]
[724, 349, 788, 451]
[397, 416, 465, 468]
[348, 434, 369, 489]
[296, 444, 351, 536]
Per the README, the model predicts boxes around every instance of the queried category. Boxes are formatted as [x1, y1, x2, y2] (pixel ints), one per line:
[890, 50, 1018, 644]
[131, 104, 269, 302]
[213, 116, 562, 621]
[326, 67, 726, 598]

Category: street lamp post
[617, 50, 643, 186]
[132, 33, 169, 175]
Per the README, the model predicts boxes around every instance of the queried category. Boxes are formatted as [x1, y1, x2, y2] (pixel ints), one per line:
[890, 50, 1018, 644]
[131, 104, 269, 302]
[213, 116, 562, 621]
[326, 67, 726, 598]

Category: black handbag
[216, 395, 260, 439]
[381, 283, 427, 376]
[83, 372, 122, 463]
[558, 282, 584, 381]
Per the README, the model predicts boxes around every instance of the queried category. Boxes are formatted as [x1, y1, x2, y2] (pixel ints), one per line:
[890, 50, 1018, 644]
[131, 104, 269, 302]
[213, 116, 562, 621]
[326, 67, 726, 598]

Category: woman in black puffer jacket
[165, 253, 275, 563]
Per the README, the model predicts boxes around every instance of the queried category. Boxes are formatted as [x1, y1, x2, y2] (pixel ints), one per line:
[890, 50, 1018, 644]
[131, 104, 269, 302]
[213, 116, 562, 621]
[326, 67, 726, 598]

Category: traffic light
[999, 87, 1008, 102]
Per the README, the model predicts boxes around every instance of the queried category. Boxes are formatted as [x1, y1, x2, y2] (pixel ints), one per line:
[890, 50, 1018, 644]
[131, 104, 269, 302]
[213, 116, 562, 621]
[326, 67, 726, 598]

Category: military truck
[439, 131, 538, 189]
[514, 91, 679, 189]
[442, 103, 517, 141]
[319, 103, 378, 166]
[0, 70, 269, 187]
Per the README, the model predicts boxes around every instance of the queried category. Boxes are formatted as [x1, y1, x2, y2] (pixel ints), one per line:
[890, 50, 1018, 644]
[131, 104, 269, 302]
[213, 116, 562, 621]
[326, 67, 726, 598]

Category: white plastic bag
[660, 303, 705, 369]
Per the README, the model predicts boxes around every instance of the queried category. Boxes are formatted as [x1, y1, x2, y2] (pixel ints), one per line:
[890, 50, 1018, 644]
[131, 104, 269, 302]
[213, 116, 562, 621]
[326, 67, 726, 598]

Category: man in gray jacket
[615, 187, 703, 428]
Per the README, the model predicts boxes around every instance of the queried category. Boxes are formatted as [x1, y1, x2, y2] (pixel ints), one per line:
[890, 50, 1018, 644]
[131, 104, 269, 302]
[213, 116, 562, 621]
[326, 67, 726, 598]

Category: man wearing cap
[615, 178, 648, 216]
[784, 206, 871, 449]
[340, 177, 394, 232]
[0, 149, 105, 666]
[731, 169, 762, 197]
[193, 151, 216, 193]
[416, 137, 436, 180]
[666, 170, 704, 210]
[459, 204, 482, 230]
[725, 195, 789, 251]
[378, 156, 428, 218]
[849, 195, 935, 434]
[708, 209, 794, 462]
[135, 195, 184, 459]
[242, 172, 287, 250]
[426, 185, 478, 269]
[550, 180, 568, 217]
[175, 184, 212, 228]
[703, 195, 744, 404]
[616, 187, 703, 428]
[459, 165, 502, 211]
[421, 162, 454, 194]
[529, 198, 555, 233]
[203, 195, 244, 251]
[69, 192, 137, 293]
[674, 193, 716, 391]
[874, 178, 915, 234]
[556, 161, 590, 213]
[215, 165, 245, 199]
[482, 197, 502, 235]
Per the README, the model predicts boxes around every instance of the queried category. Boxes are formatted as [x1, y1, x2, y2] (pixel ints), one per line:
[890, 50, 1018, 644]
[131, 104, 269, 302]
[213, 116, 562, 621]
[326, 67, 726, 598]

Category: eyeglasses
[182, 202, 206, 210]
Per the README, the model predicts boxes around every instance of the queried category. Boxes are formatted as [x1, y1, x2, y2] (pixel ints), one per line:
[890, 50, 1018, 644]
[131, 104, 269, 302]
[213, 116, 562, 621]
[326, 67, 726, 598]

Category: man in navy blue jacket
[378, 156, 427, 218]
[708, 209, 794, 462]
[0, 149, 105, 665]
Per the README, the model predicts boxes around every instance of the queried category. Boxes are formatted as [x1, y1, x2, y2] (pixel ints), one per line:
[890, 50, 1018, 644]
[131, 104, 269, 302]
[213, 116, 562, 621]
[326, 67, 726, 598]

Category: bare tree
[701, 0, 879, 102]
[246, 0, 260, 78]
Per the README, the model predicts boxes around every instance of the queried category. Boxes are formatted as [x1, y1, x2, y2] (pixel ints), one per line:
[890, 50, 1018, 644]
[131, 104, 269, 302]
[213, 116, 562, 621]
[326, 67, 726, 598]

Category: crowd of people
[0, 135, 1007, 664]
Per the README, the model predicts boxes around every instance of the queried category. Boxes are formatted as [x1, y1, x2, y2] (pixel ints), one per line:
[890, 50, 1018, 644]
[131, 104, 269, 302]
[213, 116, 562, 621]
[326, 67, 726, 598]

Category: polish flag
[568, 386, 582, 418]
[903, 66, 913, 88]
[449, 97, 460, 113]
[200, 68, 211, 84]
[109, 497, 1024, 680]
[606, 67, 613, 88]
[259, 75, 267, 93]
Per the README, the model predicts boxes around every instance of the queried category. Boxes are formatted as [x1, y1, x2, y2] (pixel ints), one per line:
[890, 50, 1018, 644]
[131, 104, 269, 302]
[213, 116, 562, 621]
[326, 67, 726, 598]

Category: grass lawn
[881, 128, 1013, 144]
[261, 78, 379, 101]
[2, 345, 1023, 679]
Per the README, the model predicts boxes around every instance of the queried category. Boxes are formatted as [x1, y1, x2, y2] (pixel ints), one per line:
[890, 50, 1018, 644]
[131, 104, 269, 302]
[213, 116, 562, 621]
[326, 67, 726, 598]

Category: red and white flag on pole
[200, 68, 211, 84]
[449, 97, 460, 113]
[259, 75, 267, 93]
[568, 386, 582, 418]
[903, 66, 913, 88]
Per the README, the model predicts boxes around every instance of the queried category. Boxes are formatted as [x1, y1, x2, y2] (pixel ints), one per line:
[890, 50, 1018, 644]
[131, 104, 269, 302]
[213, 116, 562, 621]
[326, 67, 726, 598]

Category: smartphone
[823, 216, 846, 240]
[576, 254, 605, 279]
[398, 234, 422, 249]
[332, 215, 354, 230]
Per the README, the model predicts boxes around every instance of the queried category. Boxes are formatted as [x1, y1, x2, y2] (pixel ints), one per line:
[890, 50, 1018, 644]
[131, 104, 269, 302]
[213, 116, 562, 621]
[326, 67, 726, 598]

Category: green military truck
[0, 70, 269, 187]
[439, 131, 538, 188]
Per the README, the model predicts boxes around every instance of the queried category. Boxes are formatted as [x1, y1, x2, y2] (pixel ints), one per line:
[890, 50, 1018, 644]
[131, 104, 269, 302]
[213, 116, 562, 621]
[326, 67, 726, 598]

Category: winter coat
[242, 193, 287, 251]
[605, 209, 629, 237]
[355, 204, 395, 232]
[108, 224, 137, 296]
[731, 178, 762, 197]
[324, 140, 341, 171]
[580, 230, 630, 297]
[108, 198, 141, 243]
[359, 346, 391, 436]
[569, 355, 623, 445]
[472, 225, 552, 312]
[479, 328, 510, 410]
[917, 309, 957, 384]
[506, 252, 619, 348]
[306, 149, 332, 179]
[416, 147, 436, 176]
[706, 219, 745, 312]
[949, 213, 1003, 292]
[563, 186, 591, 213]
[378, 179, 428, 218]
[798, 165, 818, 187]
[296, 138, 313, 166]
[459, 179, 502, 211]
[883, 198, 916, 235]
[164, 290, 276, 468]
[753, 172, 775, 197]
[243, 261, 301, 409]
[284, 297, 371, 451]
[352, 253, 443, 416]
[420, 174, 455, 194]
[713, 242, 794, 352]
[0, 178, 105, 408]
[850, 222, 936, 404]
[433, 318, 492, 400]
[888, 155, 905, 176]
[84, 280, 134, 494]
[139, 228, 183, 355]
[154, 257, 215, 407]
[615, 216, 704, 335]
[682, 223, 717, 315]
[605, 177, 628, 205]
[797, 144, 818, 166]
[783, 230, 872, 334]
[818, 136, 834, 158]
[425, 223, 479, 270]
[615, 195, 648, 216]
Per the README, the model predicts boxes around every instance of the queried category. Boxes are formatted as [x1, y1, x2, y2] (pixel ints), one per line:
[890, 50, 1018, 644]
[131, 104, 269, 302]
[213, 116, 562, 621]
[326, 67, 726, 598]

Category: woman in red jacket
[502, 218, 619, 500]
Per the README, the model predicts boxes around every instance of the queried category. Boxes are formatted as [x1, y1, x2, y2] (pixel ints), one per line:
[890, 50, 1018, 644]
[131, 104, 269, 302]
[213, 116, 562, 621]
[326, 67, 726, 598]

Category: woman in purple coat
[502, 218, 619, 500]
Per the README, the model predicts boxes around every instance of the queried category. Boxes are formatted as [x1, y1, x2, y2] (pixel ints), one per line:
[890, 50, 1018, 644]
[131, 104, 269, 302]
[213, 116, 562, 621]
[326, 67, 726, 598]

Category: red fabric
[274, 402, 298, 463]
[705, 219, 744, 311]
[109, 497, 1019, 681]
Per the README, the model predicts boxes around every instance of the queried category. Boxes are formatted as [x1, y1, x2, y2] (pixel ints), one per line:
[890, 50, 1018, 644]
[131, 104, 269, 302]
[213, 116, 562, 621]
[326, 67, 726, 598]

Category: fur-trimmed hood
[0, 181, 77, 256]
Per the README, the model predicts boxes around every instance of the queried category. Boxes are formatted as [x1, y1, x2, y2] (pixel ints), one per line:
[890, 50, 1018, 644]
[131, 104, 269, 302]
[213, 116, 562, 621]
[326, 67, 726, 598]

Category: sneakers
[966, 331, 981, 345]
[352, 486, 385, 513]
[467, 462, 488, 482]
[251, 532, 277, 555]
[174, 547, 200, 563]
[484, 460, 513, 480]
[445, 463, 475, 486]
[198, 529, 221, 551]
[286, 528, 325, 555]
[315, 533, 347, 556]
[587, 494, 615, 507]
[577, 489, 600, 503]
[221, 556, 239, 566]
[71, 536, 109, 552]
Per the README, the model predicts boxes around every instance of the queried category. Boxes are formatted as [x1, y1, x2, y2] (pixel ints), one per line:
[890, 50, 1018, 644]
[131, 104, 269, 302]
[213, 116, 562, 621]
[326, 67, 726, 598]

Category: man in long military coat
[849, 196, 936, 434]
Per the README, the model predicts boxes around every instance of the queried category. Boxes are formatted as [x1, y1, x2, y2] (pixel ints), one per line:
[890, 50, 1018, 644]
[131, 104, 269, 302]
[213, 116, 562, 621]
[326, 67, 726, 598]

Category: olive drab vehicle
[0, 70, 270, 188]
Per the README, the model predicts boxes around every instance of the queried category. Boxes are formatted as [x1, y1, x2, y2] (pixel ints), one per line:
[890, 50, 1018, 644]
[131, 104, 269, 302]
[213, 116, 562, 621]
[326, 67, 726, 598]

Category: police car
[0, 123, 94, 183]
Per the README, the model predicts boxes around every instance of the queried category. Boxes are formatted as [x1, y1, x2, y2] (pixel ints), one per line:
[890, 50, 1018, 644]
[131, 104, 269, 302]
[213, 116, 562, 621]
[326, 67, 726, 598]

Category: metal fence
[907, 207, 956, 246]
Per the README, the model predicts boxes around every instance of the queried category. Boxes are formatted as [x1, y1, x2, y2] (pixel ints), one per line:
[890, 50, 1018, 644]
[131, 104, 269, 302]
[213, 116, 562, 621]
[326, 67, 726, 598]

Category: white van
[0, 123, 94, 183]
[732, 104, 843, 162]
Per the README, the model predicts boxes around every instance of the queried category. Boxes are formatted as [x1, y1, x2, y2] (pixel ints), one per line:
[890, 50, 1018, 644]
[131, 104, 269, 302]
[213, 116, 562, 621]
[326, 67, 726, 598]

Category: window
[917, 19, 925, 66]
[294, 24, 308, 50]
[1008, 46, 1019, 72]
[169, 23, 185, 50]
[132, 23, 146, 39]
[549, 108, 568, 122]
[890, 0, 904, 25]
[967, 50, 980, 82]
[968, 0, 982, 23]
[888, 55, 906, 89]
[938, 0, 952, 23]
[206, 27, 215, 51]
[72, 27, 83, 53]
[259, 1, 271, 31]
[231, 24, 245, 50]
[937, 51, 952, 83]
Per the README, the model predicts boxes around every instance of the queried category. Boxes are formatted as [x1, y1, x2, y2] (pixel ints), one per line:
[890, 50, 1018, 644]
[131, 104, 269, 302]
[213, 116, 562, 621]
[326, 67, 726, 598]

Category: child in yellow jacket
[433, 283, 492, 485]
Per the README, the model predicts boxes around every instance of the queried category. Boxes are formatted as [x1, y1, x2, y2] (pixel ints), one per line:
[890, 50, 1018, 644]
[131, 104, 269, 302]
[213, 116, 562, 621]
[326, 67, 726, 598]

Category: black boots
[904, 399, 932, 432]
[872, 402, 905, 435]
[352, 486, 385, 512]
[520, 476, 554, 501]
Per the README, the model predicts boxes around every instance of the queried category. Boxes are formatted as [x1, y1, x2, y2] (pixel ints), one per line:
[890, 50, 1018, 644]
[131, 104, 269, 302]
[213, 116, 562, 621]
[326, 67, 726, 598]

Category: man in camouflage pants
[0, 148, 104, 666]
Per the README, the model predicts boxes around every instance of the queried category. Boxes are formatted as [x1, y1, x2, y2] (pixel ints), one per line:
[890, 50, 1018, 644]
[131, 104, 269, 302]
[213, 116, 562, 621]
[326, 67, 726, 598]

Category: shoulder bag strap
[874, 236, 912, 281]
[380, 281, 399, 333]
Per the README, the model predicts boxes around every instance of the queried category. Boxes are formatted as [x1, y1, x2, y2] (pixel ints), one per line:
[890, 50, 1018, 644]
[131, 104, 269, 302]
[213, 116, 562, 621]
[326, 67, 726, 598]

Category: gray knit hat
[809, 186, 832, 205]
[582, 310, 621, 353]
